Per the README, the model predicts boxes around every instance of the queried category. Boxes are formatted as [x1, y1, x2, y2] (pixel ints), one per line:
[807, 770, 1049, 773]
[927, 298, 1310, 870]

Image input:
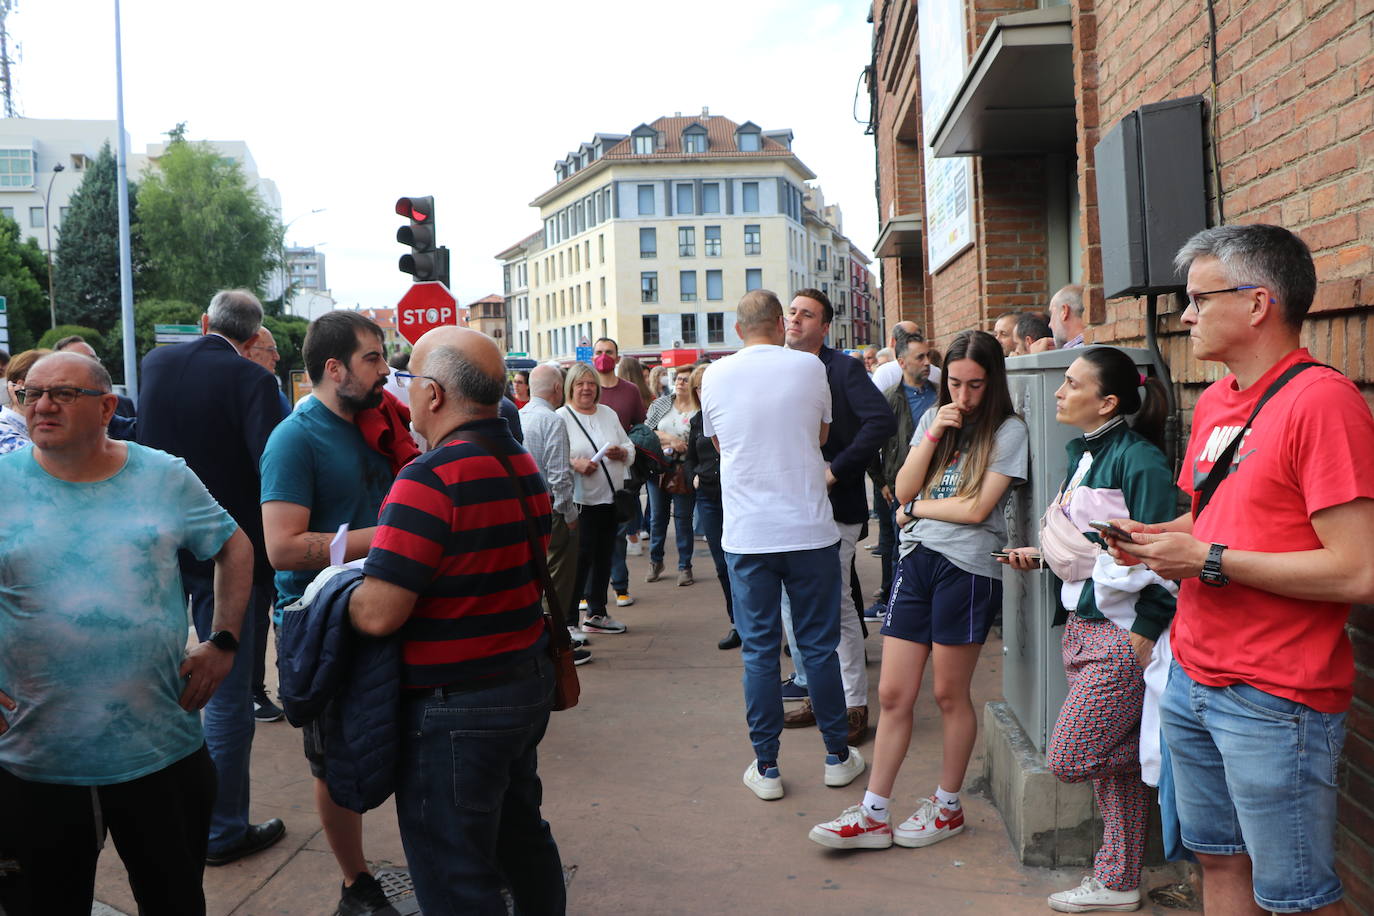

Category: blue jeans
[726, 544, 847, 761]
[648, 480, 696, 571]
[694, 490, 732, 621]
[396, 653, 565, 916]
[1161, 661, 1345, 912]
[609, 507, 637, 595]
[182, 559, 271, 854]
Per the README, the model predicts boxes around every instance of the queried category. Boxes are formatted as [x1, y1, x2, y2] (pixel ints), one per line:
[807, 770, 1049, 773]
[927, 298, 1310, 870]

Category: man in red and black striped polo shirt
[349, 326, 565, 915]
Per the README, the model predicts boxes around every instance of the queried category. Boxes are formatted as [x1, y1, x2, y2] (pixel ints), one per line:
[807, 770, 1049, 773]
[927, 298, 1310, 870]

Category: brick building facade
[870, 0, 1372, 907]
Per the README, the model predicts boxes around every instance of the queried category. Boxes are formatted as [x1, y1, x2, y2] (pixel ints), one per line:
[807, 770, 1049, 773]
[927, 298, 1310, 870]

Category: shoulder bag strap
[562, 406, 618, 495]
[1193, 361, 1330, 519]
[452, 430, 571, 651]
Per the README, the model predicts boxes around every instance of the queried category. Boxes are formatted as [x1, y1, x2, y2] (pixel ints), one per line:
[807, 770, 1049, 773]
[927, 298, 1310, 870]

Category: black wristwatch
[1199, 543, 1228, 587]
[208, 630, 240, 653]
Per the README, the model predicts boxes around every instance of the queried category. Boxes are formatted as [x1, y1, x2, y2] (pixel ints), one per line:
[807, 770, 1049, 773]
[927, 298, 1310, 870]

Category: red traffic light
[396, 196, 434, 222]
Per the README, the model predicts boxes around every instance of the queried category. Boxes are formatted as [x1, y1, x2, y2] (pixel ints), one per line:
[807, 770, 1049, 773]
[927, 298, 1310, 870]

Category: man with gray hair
[1110, 224, 1374, 915]
[137, 287, 287, 866]
[520, 364, 588, 655]
[1047, 284, 1086, 349]
[700, 289, 864, 801]
[0, 350, 253, 913]
[349, 325, 565, 913]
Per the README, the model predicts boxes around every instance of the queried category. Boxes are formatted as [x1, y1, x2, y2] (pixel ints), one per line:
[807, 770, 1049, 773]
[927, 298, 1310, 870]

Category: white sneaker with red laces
[809, 805, 893, 849]
[893, 797, 964, 848]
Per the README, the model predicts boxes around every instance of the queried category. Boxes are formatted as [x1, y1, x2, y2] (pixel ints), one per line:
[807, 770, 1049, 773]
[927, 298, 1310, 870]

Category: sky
[8, 0, 879, 311]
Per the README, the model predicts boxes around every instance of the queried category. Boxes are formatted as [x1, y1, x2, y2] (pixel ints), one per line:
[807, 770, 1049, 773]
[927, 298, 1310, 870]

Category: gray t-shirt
[898, 409, 1028, 579]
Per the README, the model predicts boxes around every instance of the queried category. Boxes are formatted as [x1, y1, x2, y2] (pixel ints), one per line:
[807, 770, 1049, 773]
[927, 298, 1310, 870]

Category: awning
[930, 7, 1076, 158]
[874, 214, 923, 259]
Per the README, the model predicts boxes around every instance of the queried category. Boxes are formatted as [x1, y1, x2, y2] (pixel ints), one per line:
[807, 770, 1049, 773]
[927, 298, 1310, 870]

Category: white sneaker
[893, 797, 965, 848]
[578, 599, 588, 612]
[615, 592, 635, 607]
[808, 804, 893, 849]
[1048, 877, 1142, 913]
[567, 626, 588, 646]
[742, 760, 783, 800]
[581, 615, 627, 634]
[625, 538, 643, 556]
[823, 746, 865, 787]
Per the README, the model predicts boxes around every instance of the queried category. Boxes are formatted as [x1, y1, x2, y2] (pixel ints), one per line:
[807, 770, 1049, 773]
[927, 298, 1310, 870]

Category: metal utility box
[1096, 96, 1209, 299]
[1000, 346, 1159, 752]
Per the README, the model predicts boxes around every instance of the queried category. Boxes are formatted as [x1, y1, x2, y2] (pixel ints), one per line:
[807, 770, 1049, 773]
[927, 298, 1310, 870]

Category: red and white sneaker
[893, 797, 964, 848]
[809, 804, 893, 849]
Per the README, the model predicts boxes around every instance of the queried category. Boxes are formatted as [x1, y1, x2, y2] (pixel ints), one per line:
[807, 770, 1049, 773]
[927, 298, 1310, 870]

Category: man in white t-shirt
[701, 289, 865, 802]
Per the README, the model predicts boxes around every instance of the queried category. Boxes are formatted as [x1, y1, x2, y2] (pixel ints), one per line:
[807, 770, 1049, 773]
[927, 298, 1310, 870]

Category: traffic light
[396, 195, 450, 287]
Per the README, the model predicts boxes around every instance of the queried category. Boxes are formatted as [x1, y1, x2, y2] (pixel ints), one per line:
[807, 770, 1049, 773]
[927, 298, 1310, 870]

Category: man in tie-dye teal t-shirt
[0, 351, 253, 914]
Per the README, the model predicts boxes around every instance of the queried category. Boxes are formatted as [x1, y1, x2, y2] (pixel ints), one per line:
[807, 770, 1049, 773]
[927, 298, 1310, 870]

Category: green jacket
[1051, 419, 1179, 641]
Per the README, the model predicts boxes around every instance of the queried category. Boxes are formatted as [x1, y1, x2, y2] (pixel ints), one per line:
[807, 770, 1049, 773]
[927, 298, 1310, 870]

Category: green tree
[135, 131, 282, 309]
[0, 215, 51, 353]
[105, 298, 201, 384]
[37, 324, 106, 353]
[52, 142, 145, 334]
[262, 314, 309, 383]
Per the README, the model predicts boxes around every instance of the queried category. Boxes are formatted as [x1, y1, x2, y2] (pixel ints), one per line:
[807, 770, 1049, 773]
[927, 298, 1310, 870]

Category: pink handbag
[1038, 501, 1100, 583]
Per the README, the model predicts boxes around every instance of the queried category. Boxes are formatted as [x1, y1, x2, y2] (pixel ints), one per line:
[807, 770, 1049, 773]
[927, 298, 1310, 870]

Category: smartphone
[990, 551, 1045, 568]
[1088, 520, 1134, 541]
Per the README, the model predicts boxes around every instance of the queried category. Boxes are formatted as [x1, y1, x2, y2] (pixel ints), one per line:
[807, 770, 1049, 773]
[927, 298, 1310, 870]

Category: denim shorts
[1160, 661, 1346, 912]
[881, 545, 1000, 646]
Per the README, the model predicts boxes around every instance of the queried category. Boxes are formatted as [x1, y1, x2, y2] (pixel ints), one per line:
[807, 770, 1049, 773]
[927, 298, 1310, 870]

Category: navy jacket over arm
[818, 345, 897, 525]
[136, 333, 284, 582]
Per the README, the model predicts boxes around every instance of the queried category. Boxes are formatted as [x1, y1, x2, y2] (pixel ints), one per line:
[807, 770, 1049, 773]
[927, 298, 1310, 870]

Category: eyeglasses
[393, 370, 439, 387]
[1179, 285, 1260, 314]
[15, 385, 108, 406]
[249, 345, 279, 355]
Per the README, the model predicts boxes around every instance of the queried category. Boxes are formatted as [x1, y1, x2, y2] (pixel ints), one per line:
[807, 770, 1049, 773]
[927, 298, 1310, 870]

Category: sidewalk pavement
[93, 529, 1183, 915]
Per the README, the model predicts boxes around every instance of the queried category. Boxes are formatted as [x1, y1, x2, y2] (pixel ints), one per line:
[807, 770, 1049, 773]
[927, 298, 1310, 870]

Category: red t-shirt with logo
[1174, 349, 1374, 713]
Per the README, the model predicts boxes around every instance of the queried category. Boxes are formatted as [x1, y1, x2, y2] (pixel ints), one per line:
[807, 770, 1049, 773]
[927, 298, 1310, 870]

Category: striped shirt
[363, 417, 552, 688]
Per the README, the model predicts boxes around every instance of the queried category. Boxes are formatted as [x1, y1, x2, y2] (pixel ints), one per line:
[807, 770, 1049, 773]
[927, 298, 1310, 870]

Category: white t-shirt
[873, 357, 940, 393]
[559, 404, 633, 506]
[701, 344, 838, 554]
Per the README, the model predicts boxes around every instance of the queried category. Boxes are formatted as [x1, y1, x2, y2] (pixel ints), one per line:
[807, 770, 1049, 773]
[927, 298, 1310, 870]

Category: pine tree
[52, 142, 141, 334]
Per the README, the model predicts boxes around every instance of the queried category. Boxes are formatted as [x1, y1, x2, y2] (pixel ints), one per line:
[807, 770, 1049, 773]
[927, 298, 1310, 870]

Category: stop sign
[397, 281, 460, 345]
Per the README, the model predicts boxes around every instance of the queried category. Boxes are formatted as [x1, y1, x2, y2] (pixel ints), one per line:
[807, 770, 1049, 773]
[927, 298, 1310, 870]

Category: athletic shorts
[881, 544, 1000, 646]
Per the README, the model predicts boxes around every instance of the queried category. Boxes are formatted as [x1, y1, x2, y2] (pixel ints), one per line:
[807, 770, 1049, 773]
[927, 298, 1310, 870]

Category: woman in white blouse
[644, 364, 699, 586]
[560, 362, 634, 634]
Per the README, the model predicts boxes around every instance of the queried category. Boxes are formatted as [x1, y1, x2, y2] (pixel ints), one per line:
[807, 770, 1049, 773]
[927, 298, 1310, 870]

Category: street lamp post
[43, 162, 65, 329]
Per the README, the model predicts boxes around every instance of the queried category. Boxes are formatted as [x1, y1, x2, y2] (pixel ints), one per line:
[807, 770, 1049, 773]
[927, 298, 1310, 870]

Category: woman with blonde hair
[0, 348, 52, 454]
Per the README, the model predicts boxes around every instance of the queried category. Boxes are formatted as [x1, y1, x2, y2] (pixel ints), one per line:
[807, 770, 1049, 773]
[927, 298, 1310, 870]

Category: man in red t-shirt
[1111, 225, 1374, 915]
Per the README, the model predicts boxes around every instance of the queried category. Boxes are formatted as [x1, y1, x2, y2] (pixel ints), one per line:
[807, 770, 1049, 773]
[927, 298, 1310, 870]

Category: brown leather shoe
[847, 705, 870, 745]
[782, 698, 816, 728]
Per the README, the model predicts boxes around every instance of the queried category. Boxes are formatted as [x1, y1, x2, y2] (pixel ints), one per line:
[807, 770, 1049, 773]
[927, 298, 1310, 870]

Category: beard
[338, 372, 384, 412]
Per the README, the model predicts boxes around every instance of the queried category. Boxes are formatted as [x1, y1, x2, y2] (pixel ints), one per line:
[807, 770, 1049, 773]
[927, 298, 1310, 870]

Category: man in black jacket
[136, 288, 287, 866]
[779, 289, 896, 744]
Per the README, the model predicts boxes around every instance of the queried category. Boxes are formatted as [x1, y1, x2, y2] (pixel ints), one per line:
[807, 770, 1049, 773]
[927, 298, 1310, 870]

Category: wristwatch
[1199, 543, 1228, 587]
[208, 630, 240, 653]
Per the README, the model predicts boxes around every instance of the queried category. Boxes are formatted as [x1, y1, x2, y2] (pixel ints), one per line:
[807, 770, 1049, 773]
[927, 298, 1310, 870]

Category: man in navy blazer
[779, 288, 896, 745]
[137, 288, 287, 866]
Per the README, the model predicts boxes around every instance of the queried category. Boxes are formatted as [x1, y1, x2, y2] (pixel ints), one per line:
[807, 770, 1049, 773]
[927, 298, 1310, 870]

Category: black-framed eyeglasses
[15, 385, 108, 406]
[393, 371, 439, 387]
[1179, 285, 1260, 314]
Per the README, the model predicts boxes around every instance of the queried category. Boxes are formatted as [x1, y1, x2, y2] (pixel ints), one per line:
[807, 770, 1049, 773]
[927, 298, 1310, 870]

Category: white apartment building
[496, 110, 871, 363]
[496, 229, 539, 356]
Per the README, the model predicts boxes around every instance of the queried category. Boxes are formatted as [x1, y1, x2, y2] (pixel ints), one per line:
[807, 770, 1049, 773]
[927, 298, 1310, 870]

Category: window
[59, 206, 69, 222]
[681, 313, 698, 344]
[0, 149, 34, 188]
[678, 226, 695, 257]
[741, 182, 759, 213]
[683, 131, 706, 154]
[639, 227, 657, 258]
[706, 270, 722, 301]
[633, 134, 655, 155]
[744, 224, 761, 256]
[680, 271, 697, 302]
[29, 207, 43, 228]
[637, 184, 654, 215]
[676, 184, 694, 215]
[641, 271, 658, 303]
[704, 225, 721, 257]
[642, 315, 659, 345]
[745, 268, 762, 291]
[0, 207, 12, 221]
[737, 132, 760, 152]
[598, 234, 605, 263]
[708, 312, 726, 344]
[701, 183, 720, 214]
[599, 277, 606, 306]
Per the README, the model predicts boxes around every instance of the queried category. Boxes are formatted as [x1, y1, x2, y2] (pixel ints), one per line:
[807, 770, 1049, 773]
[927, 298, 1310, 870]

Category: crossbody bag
[563, 408, 637, 523]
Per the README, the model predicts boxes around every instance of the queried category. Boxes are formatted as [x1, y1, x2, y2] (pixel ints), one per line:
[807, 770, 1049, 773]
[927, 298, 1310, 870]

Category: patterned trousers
[1048, 615, 1149, 891]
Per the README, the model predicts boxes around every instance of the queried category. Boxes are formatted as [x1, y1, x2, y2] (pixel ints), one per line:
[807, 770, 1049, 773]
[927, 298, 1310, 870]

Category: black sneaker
[337, 872, 401, 916]
[717, 628, 741, 650]
[205, 818, 286, 866]
[253, 690, 285, 723]
[573, 647, 593, 666]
